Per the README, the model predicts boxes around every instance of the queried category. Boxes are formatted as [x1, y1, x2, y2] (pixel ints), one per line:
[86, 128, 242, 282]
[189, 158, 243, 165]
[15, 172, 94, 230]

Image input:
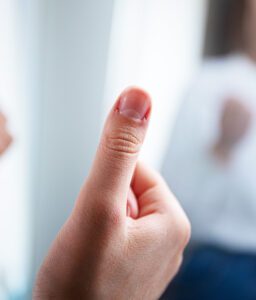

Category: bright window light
[0, 0, 30, 298]
[104, 0, 207, 169]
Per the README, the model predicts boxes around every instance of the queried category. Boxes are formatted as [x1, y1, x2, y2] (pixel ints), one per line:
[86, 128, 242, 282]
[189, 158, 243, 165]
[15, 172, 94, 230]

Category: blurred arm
[212, 98, 252, 164]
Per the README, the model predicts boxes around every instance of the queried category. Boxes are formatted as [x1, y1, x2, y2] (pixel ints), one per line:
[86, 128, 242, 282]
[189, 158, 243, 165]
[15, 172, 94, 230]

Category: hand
[34, 87, 191, 300]
[213, 98, 252, 162]
[0, 112, 12, 156]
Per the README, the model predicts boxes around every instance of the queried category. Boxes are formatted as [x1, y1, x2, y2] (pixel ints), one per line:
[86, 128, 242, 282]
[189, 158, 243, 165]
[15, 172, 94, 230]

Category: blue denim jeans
[161, 245, 256, 300]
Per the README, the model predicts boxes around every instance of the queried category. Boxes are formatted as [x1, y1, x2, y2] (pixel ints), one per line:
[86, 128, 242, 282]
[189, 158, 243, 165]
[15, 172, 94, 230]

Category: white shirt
[162, 54, 256, 253]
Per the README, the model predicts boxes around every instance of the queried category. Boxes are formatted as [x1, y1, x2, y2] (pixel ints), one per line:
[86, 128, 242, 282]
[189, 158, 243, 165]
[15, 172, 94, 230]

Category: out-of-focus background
[1, 0, 256, 299]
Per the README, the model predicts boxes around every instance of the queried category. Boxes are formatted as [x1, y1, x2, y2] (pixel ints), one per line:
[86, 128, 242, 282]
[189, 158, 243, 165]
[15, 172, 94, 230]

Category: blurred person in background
[0, 112, 12, 156]
[162, 0, 256, 299]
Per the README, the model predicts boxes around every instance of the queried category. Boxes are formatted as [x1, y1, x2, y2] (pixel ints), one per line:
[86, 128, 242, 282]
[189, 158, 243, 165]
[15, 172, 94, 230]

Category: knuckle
[103, 127, 142, 158]
[167, 254, 183, 279]
[176, 215, 191, 249]
[92, 205, 124, 233]
[167, 212, 191, 251]
[74, 205, 124, 245]
[173, 254, 184, 276]
[164, 197, 191, 250]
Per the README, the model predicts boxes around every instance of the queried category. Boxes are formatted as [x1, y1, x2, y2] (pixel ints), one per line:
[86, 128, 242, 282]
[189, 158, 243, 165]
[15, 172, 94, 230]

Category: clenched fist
[34, 88, 191, 300]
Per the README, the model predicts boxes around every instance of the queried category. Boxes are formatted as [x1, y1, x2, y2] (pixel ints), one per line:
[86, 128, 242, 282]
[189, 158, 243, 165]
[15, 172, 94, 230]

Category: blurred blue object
[162, 246, 256, 300]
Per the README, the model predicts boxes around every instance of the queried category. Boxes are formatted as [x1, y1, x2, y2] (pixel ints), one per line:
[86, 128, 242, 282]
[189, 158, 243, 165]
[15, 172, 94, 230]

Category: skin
[213, 98, 252, 164]
[34, 87, 191, 300]
[0, 112, 12, 156]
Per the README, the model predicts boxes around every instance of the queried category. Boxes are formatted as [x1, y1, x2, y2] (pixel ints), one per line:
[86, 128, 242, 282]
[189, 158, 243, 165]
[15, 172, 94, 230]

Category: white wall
[32, 0, 115, 286]
[0, 1, 32, 297]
